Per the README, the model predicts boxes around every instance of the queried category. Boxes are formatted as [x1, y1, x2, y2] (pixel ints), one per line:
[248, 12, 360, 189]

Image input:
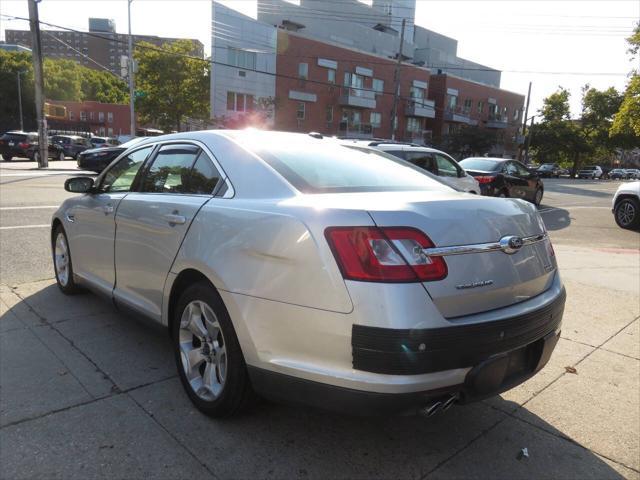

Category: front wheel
[52, 225, 83, 294]
[173, 282, 254, 418]
[533, 188, 543, 206]
[615, 198, 640, 230]
[2, 154, 11, 161]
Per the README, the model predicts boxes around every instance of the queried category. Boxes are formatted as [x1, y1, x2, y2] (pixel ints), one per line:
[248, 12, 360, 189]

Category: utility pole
[523, 116, 535, 164]
[128, 0, 136, 136]
[390, 18, 406, 141]
[17, 72, 24, 132]
[28, 0, 47, 168]
[518, 81, 532, 161]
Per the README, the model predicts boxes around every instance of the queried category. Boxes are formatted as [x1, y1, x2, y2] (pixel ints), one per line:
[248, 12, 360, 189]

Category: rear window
[581, 166, 597, 171]
[459, 158, 501, 171]
[245, 137, 448, 194]
[1, 133, 27, 142]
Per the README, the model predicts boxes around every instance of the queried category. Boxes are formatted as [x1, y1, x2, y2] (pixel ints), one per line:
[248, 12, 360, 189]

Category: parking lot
[1, 159, 638, 480]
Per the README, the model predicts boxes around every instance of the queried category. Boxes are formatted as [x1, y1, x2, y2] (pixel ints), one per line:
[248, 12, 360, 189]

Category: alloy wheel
[617, 201, 636, 227]
[54, 232, 69, 286]
[178, 300, 227, 401]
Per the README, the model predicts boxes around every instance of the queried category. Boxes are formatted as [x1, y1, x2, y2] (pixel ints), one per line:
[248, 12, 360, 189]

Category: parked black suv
[0, 131, 65, 161]
[50, 135, 93, 159]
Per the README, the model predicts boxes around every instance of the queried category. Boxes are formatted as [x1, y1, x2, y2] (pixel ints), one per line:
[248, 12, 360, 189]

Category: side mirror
[64, 176, 94, 193]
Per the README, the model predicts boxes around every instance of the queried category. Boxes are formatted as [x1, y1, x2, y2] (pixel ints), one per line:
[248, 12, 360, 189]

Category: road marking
[0, 224, 50, 230]
[0, 205, 58, 210]
[0, 172, 79, 177]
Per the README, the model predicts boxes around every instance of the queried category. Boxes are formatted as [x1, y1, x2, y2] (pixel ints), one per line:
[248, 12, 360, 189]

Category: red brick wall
[46, 100, 131, 137]
[275, 31, 432, 141]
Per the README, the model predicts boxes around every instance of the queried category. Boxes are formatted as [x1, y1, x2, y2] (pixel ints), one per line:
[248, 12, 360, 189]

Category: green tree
[440, 126, 497, 158]
[43, 58, 84, 101]
[134, 40, 210, 131]
[611, 24, 640, 138]
[539, 87, 571, 122]
[81, 69, 128, 104]
[0, 50, 36, 131]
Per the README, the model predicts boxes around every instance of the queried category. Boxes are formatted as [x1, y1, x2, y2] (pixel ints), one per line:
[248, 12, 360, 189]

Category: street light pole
[17, 71, 24, 132]
[390, 18, 406, 141]
[127, 0, 135, 137]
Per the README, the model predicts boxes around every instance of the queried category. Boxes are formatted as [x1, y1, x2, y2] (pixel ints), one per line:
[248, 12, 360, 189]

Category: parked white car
[612, 181, 640, 229]
[576, 165, 603, 179]
[347, 141, 481, 194]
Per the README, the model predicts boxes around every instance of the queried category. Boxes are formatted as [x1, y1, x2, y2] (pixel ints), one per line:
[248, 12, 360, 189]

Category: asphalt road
[1, 159, 638, 480]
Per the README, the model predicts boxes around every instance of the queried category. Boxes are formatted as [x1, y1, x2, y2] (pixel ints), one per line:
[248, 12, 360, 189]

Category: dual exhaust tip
[422, 393, 459, 417]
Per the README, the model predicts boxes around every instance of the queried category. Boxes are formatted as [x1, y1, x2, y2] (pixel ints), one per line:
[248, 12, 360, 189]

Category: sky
[1, 0, 638, 117]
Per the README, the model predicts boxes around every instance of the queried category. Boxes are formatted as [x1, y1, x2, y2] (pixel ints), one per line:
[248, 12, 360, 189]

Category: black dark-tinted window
[459, 158, 501, 172]
[141, 144, 199, 193]
[404, 152, 437, 175]
[187, 153, 221, 194]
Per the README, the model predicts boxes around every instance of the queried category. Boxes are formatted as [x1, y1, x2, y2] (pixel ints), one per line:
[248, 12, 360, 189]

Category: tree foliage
[134, 40, 209, 131]
[439, 126, 497, 158]
[539, 87, 571, 122]
[0, 50, 36, 131]
[611, 24, 640, 138]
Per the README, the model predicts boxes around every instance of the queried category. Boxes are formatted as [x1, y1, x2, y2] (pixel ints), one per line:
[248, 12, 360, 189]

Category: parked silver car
[52, 131, 565, 417]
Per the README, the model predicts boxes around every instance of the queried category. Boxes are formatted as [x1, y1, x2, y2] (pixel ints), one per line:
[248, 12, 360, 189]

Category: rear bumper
[249, 287, 565, 415]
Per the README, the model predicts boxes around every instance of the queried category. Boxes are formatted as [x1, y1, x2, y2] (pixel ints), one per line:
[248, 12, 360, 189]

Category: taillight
[325, 226, 447, 283]
[475, 175, 494, 184]
[18, 142, 29, 149]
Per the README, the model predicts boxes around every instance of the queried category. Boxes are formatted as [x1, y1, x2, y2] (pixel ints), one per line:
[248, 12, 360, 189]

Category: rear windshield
[581, 166, 597, 170]
[539, 164, 555, 169]
[244, 136, 449, 194]
[92, 138, 106, 144]
[459, 158, 501, 171]
[1, 133, 27, 142]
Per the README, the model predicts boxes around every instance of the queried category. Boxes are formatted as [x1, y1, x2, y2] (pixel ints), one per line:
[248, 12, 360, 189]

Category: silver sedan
[52, 130, 565, 417]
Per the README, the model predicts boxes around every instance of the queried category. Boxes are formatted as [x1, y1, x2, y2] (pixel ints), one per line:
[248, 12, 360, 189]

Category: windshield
[459, 158, 501, 172]
[539, 164, 555, 169]
[240, 134, 450, 194]
[1, 133, 27, 142]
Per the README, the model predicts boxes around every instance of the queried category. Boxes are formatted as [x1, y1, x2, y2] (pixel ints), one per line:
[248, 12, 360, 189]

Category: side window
[140, 144, 200, 194]
[513, 162, 531, 177]
[504, 162, 518, 176]
[186, 152, 222, 194]
[384, 150, 406, 160]
[101, 146, 153, 192]
[404, 152, 437, 175]
[435, 154, 460, 177]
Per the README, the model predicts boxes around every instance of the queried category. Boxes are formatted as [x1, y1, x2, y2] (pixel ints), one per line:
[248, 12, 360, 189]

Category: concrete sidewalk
[0, 247, 638, 479]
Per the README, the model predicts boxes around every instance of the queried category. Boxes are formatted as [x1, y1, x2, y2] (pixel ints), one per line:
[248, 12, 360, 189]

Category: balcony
[486, 114, 509, 129]
[338, 121, 373, 138]
[405, 99, 436, 118]
[443, 106, 473, 124]
[339, 87, 376, 109]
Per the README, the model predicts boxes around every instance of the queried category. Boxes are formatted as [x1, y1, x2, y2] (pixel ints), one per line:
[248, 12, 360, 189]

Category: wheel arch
[614, 193, 639, 209]
[166, 268, 214, 336]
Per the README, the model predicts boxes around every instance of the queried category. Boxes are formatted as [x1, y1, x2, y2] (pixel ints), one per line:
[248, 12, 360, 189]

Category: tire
[614, 198, 640, 230]
[533, 188, 543, 206]
[2, 154, 11, 161]
[173, 281, 254, 418]
[52, 225, 83, 294]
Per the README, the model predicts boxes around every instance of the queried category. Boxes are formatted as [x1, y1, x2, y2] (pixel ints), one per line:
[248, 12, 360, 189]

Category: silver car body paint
[54, 130, 564, 396]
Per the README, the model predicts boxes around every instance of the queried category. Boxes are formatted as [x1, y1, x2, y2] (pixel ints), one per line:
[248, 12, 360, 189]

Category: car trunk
[367, 193, 556, 318]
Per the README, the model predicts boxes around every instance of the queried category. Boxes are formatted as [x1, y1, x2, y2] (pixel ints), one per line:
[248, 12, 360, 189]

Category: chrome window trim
[423, 233, 547, 257]
[126, 138, 235, 198]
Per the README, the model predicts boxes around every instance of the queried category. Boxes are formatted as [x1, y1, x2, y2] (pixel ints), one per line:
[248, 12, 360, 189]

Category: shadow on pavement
[543, 182, 613, 199]
[0, 285, 630, 480]
[538, 206, 571, 232]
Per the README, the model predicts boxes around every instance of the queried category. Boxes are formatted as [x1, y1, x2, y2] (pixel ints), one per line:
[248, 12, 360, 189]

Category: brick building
[6, 18, 203, 76]
[274, 31, 435, 142]
[427, 74, 525, 157]
[46, 100, 130, 137]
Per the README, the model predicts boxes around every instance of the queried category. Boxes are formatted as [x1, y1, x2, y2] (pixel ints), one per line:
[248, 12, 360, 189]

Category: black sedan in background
[459, 157, 545, 206]
[77, 137, 146, 172]
[536, 163, 561, 178]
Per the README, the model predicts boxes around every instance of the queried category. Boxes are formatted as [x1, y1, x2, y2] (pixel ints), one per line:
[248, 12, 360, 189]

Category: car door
[502, 161, 528, 199]
[67, 145, 154, 296]
[113, 143, 223, 321]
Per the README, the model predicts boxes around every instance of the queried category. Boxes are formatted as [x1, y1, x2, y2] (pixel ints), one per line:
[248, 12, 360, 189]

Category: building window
[370, 112, 381, 128]
[298, 63, 308, 80]
[99, 112, 105, 122]
[296, 102, 305, 120]
[477, 101, 484, 113]
[89, 112, 94, 120]
[80, 111, 87, 121]
[447, 95, 458, 110]
[463, 98, 473, 113]
[69, 111, 75, 121]
[327, 68, 336, 84]
[410, 86, 425, 101]
[407, 117, 422, 133]
[107, 112, 113, 123]
[108, 127, 113, 136]
[226, 92, 254, 112]
[227, 47, 256, 70]
[503, 106, 508, 117]
[372, 78, 384, 93]
[326, 105, 333, 123]
[513, 108, 520, 121]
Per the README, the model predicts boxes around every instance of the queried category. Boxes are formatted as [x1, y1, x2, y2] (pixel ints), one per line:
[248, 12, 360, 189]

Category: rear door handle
[163, 213, 186, 225]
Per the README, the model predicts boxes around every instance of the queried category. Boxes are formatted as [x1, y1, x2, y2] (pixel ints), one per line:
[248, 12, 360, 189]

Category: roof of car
[461, 157, 510, 162]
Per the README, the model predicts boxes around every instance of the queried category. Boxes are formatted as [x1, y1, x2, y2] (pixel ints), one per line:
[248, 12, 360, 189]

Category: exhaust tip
[441, 394, 459, 412]
[423, 401, 443, 417]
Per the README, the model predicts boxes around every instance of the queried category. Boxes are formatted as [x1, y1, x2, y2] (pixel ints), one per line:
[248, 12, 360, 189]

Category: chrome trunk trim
[423, 233, 547, 257]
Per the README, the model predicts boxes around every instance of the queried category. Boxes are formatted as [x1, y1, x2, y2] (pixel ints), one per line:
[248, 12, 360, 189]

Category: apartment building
[6, 18, 204, 76]
[45, 100, 130, 137]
